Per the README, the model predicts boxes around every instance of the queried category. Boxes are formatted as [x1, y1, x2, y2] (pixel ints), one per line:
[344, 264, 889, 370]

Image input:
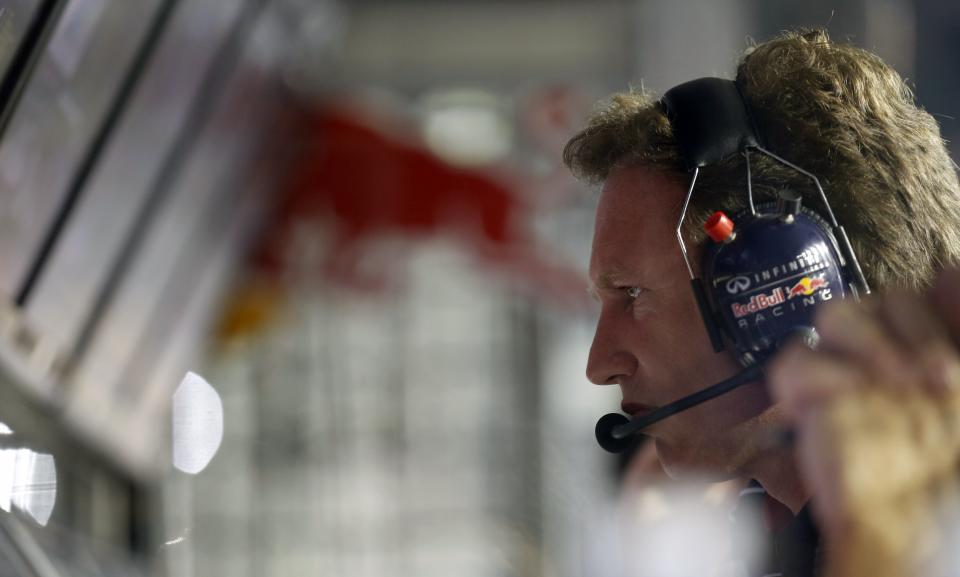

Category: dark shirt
[731, 481, 822, 577]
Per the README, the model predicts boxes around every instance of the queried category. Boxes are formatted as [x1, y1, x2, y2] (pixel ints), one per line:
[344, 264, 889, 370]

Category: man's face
[587, 164, 777, 478]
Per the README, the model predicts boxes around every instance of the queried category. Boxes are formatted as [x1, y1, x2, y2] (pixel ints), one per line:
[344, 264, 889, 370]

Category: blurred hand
[768, 268, 960, 577]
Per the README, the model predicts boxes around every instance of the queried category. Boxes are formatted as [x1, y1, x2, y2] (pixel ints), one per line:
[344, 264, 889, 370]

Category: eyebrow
[587, 266, 636, 300]
[592, 267, 634, 289]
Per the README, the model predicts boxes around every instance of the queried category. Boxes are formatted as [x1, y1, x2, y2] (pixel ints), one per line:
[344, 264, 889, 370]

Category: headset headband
[660, 77, 760, 170]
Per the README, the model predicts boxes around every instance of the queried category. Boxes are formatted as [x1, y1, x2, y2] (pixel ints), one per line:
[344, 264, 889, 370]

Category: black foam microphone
[595, 364, 764, 453]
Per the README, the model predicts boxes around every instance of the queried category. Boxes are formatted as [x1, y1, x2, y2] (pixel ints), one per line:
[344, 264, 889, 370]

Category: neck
[745, 443, 809, 513]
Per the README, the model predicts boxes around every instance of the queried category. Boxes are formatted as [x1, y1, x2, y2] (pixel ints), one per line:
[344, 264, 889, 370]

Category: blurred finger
[878, 290, 946, 347]
[814, 300, 914, 389]
[928, 268, 960, 347]
[768, 342, 867, 419]
[794, 408, 849, 543]
[878, 291, 960, 395]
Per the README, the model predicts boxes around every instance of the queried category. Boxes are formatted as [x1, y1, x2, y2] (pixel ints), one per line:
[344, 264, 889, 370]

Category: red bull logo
[731, 287, 786, 318]
[787, 276, 828, 299]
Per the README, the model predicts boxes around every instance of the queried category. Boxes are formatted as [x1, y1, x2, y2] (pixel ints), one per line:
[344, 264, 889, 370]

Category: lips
[621, 401, 655, 416]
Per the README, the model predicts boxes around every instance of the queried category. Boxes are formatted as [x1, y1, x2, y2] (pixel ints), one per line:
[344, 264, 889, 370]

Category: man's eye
[625, 286, 643, 299]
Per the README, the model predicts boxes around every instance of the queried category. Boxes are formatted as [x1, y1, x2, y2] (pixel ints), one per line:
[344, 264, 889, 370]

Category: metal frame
[0, 0, 68, 146]
[15, 0, 183, 308]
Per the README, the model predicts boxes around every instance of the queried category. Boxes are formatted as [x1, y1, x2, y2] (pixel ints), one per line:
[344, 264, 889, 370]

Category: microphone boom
[595, 364, 764, 453]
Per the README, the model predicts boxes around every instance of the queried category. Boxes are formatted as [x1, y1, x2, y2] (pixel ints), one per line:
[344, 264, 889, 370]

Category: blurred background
[0, 0, 956, 575]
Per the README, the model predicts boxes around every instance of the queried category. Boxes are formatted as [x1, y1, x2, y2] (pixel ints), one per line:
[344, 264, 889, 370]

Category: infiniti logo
[725, 276, 752, 294]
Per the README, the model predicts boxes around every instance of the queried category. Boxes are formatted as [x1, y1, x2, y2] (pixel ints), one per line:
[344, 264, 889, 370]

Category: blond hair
[564, 29, 960, 291]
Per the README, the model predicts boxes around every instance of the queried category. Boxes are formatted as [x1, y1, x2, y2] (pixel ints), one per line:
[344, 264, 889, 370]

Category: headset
[595, 77, 872, 453]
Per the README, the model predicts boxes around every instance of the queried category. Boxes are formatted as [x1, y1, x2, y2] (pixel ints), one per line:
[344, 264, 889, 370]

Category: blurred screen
[62, 0, 271, 477]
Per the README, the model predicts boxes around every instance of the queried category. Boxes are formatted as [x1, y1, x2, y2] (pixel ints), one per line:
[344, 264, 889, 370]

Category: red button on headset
[704, 211, 735, 243]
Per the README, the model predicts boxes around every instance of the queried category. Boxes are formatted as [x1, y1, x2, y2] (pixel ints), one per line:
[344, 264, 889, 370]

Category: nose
[586, 307, 638, 386]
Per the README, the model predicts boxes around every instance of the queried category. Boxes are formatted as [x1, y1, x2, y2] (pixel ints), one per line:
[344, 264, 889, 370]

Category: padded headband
[660, 77, 760, 171]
